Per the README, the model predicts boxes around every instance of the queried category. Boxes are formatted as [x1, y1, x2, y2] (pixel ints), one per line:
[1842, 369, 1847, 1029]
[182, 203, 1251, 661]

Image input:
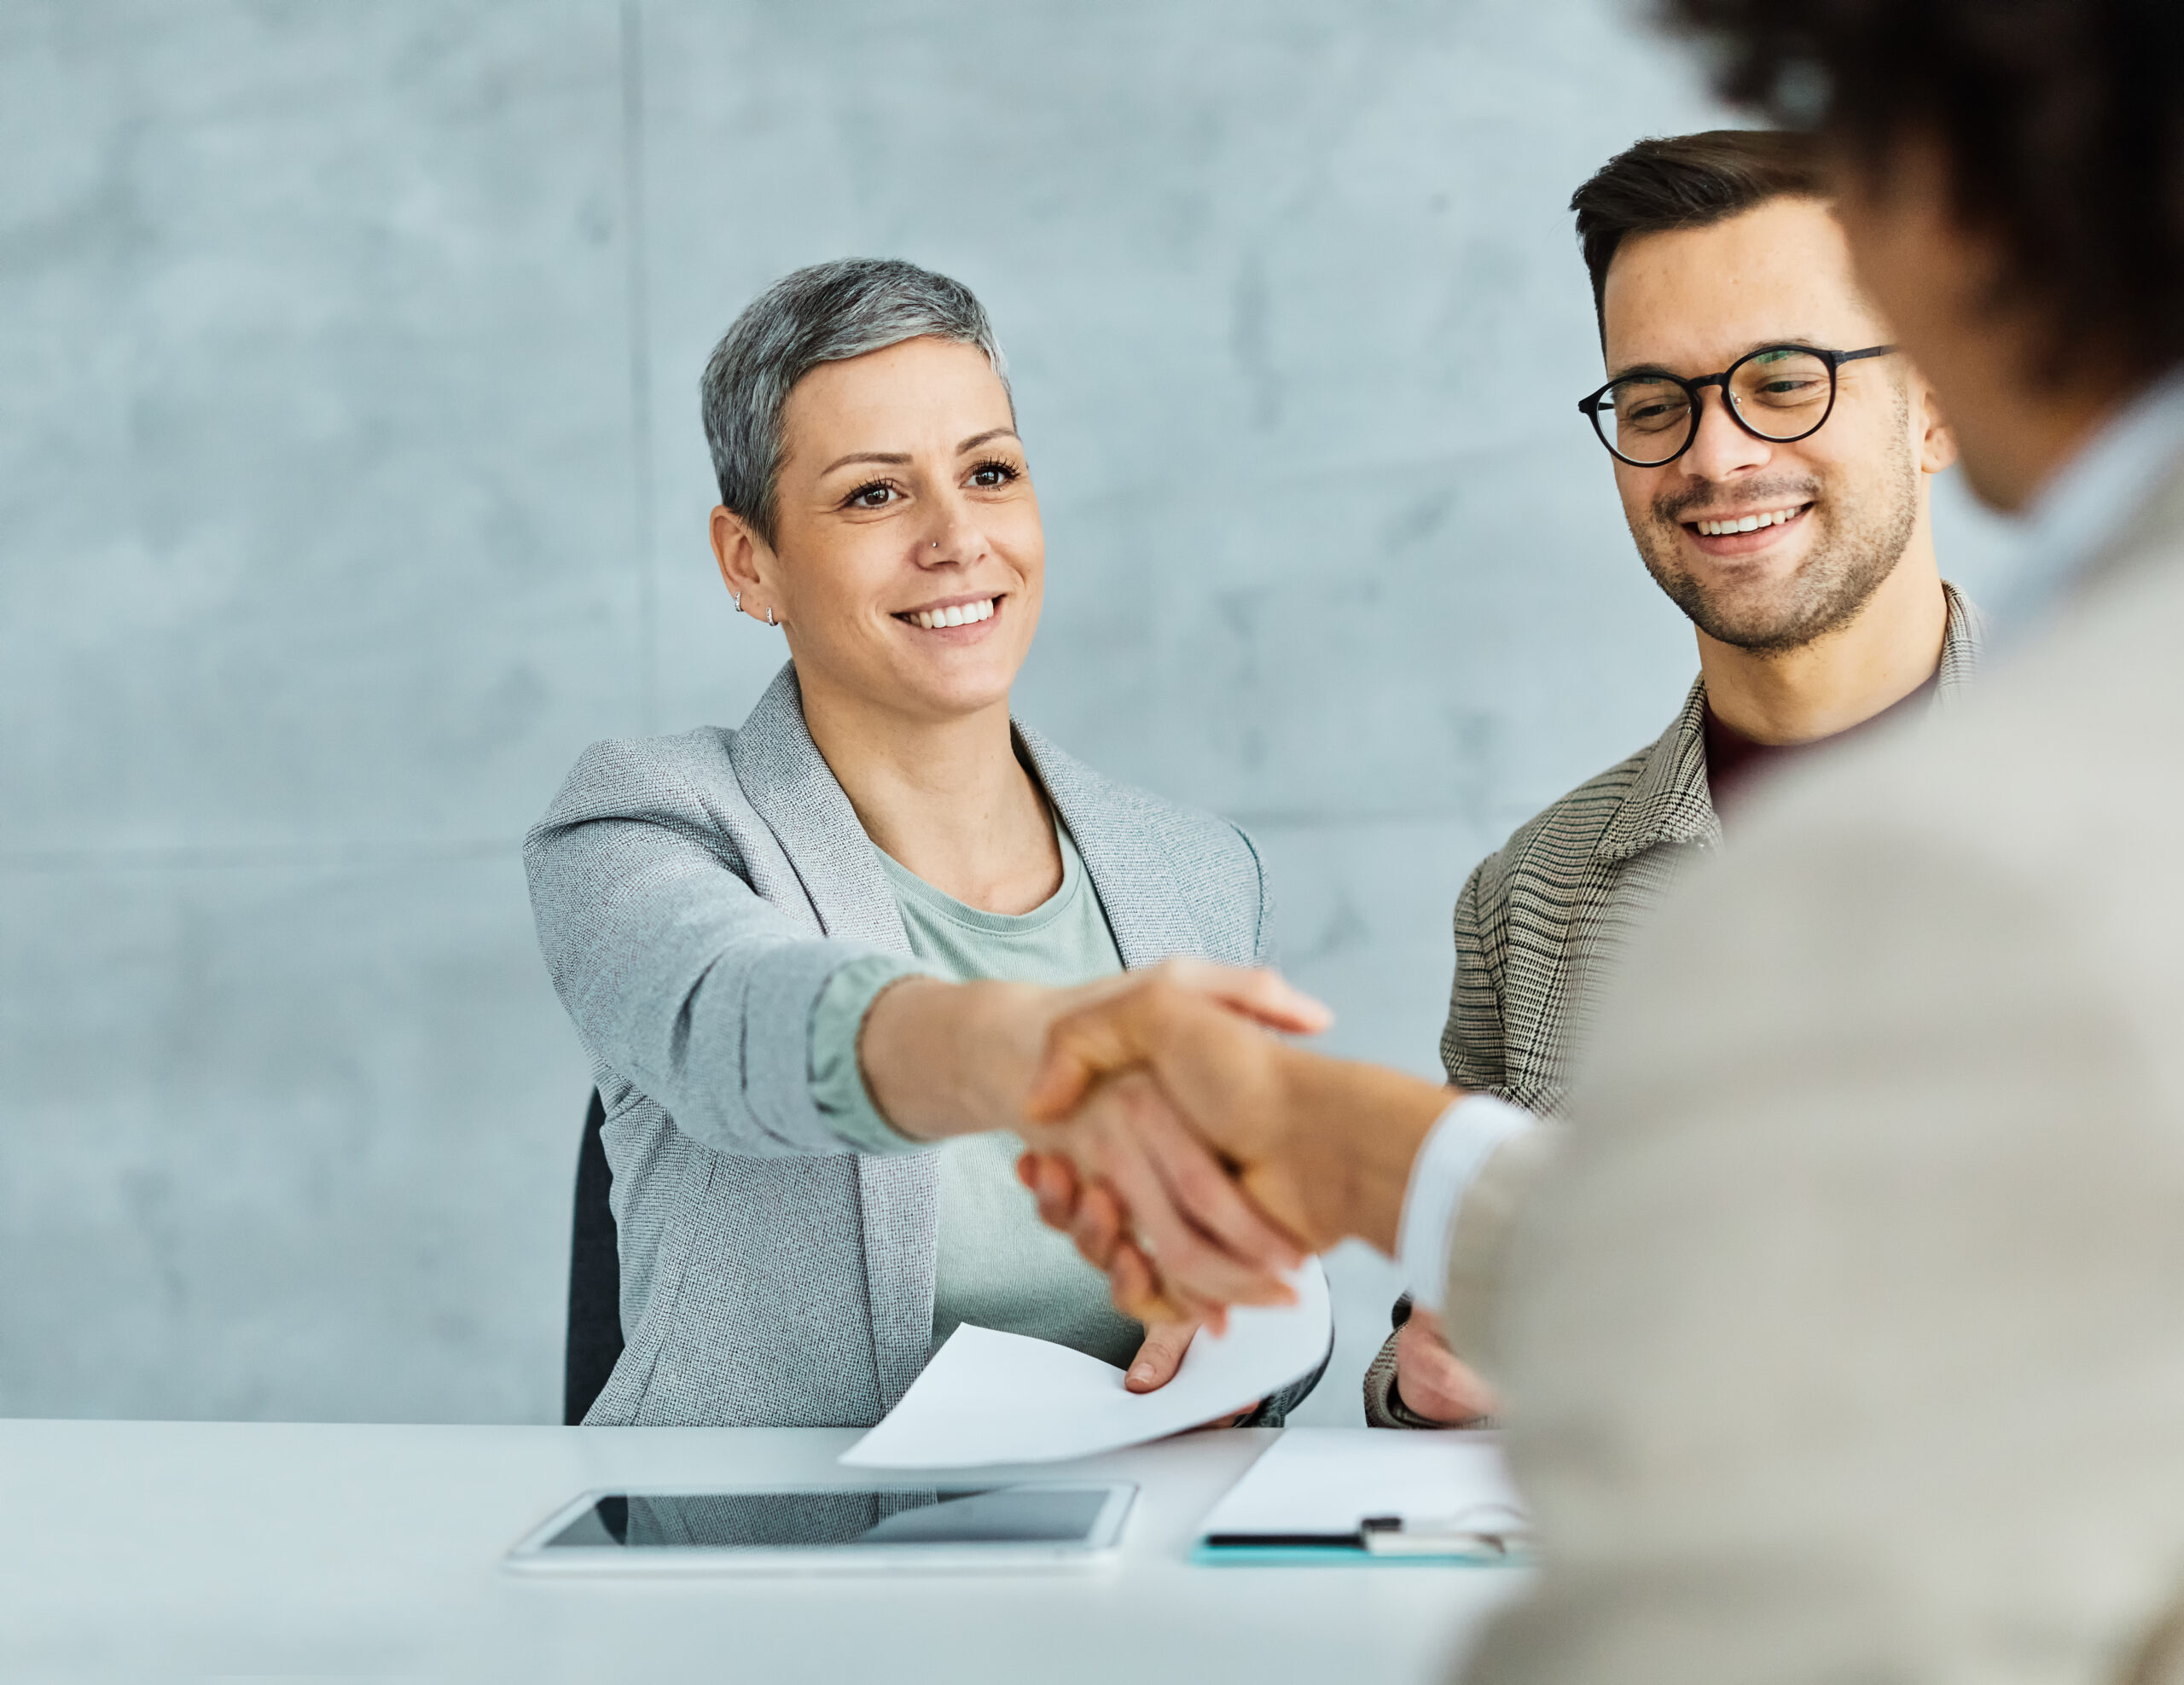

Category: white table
[0, 1421, 1528, 1682]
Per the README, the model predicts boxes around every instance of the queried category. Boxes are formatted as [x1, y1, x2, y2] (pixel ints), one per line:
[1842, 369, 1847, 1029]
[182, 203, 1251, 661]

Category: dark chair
[564, 1089, 624, 1425]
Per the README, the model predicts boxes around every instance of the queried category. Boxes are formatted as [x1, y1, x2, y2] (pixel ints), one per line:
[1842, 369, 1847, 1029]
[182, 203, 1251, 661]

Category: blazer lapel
[1935, 581, 1987, 710]
[1018, 723, 1204, 968]
[728, 661, 935, 1408]
[1594, 680, 1722, 865]
[728, 662, 913, 952]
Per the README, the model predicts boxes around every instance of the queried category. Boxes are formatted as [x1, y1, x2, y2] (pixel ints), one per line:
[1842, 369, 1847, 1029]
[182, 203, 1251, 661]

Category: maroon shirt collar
[1704, 667, 1941, 818]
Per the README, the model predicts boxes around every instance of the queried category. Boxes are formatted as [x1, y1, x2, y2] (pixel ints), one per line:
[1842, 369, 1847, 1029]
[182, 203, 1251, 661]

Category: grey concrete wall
[0, 1, 2025, 1424]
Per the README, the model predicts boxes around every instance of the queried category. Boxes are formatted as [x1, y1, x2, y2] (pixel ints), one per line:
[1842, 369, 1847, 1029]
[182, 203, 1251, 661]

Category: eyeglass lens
[1600, 347, 1836, 466]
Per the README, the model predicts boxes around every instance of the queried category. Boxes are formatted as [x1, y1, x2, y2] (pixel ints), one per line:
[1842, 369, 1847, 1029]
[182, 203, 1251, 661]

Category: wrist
[1275, 1049, 1453, 1253]
[860, 977, 1056, 1142]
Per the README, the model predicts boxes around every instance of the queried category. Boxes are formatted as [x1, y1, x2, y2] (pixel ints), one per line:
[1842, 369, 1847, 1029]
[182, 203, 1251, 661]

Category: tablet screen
[541, 1486, 1116, 1551]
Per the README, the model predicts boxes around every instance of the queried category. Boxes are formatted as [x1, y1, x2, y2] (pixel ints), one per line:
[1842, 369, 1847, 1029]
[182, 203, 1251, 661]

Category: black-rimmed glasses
[1577, 343, 1897, 468]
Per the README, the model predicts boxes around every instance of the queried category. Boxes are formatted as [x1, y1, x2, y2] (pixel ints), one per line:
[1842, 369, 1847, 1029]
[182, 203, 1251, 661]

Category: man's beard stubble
[1632, 418, 1920, 656]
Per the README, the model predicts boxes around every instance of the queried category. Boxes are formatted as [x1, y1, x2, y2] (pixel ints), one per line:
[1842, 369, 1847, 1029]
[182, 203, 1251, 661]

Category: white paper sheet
[1194, 1426, 1525, 1540]
[839, 1259, 1332, 1470]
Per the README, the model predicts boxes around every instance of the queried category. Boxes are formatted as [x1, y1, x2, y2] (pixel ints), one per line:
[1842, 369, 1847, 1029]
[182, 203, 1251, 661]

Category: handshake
[986, 960, 1460, 1332]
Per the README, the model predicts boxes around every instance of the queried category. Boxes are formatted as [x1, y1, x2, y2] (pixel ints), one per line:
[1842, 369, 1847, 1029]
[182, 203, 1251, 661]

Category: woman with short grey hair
[526, 259, 1326, 1427]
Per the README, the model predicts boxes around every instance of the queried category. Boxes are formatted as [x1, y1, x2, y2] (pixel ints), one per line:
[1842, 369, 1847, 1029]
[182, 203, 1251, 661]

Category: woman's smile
[895, 592, 1005, 635]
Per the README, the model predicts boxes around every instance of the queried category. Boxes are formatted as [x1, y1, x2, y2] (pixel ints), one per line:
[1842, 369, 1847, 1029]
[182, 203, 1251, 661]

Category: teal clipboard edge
[1190, 1543, 1527, 1569]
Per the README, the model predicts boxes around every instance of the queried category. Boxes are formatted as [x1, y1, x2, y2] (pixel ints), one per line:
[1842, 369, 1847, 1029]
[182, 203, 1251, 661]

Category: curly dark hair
[1658, 0, 2184, 375]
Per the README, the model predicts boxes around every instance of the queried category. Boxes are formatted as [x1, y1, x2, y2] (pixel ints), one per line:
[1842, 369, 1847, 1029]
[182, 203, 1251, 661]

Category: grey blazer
[525, 662, 1322, 1427]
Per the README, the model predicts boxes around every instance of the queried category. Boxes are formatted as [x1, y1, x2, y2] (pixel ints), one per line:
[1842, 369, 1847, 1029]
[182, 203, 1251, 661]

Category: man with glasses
[1021, 2, 2184, 1675]
[1366, 128, 1981, 1429]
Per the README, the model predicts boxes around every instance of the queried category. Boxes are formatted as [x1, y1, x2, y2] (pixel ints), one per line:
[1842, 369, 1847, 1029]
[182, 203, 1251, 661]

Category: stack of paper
[839, 1260, 1332, 1470]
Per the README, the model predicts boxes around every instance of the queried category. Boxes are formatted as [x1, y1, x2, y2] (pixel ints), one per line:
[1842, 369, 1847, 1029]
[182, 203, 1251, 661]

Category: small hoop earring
[732, 591, 742, 612]
[767, 607, 777, 627]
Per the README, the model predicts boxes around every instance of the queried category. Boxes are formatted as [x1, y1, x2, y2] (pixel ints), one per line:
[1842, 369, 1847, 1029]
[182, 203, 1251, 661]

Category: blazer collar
[1594, 678, 1718, 865]
[1594, 579, 1987, 864]
[727, 663, 1203, 967]
[1932, 580, 1986, 712]
[2071, 451, 2184, 606]
[1015, 723, 1201, 969]
[726, 663, 911, 952]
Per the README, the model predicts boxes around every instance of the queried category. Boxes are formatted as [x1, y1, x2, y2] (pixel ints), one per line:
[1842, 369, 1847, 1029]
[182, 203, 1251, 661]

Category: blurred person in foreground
[1023, 1, 2184, 1676]
[1371, 125, 1982, 1432]
[525, 258, 1322, 1429]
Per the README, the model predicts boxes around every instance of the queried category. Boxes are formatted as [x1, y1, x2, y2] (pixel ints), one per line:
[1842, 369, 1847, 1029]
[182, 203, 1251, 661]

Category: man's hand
[1020, 976, 1345, 1252]
[1018, 975, 1456, 1316]
[1394, 1312, 1498, 1426]
[858, 959, 1333, 1325]
[1017, 1070, 1301, 1327]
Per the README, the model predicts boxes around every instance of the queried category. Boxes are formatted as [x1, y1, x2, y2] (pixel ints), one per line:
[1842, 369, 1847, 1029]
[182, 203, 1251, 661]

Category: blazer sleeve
[1441, 857, 1511, 1096]
[1363, 1311, 1478, 1430]
[1438, 1124, 1559, 1382]
[1467, 817, 2184, 1685]
[1237, 822, 1277, 967]
[523, 740, 902, 1159]
[1367, 1110, 1554, 1428]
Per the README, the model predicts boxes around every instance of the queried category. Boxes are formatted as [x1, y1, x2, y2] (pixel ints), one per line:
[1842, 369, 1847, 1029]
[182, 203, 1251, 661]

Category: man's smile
[1680, 500, 1815, 556]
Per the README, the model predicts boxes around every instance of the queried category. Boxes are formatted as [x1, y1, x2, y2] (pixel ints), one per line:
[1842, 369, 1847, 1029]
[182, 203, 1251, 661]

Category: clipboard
[1191, 1427, 1531, 1567]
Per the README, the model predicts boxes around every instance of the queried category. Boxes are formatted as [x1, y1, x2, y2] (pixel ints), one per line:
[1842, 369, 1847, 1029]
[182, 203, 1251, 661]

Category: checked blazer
[1443, 580, 1984, 1118]
[1363, 582, 1983, 1430]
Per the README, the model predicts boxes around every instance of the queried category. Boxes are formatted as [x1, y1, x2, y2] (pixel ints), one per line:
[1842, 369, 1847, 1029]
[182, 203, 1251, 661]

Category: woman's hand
[858, 961, 1330, 1328]
[1124, 1317, 1256, 1430]
[858, 958, 1331, 1148]
[1017, 1136, 1272, 1331]
[1018, 1068, 1307, 1327]
[1016, 979, 1455, 1320]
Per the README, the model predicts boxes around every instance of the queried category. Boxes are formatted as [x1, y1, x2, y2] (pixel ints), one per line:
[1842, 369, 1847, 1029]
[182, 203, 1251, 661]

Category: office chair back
[564, 1089, 623, 1425]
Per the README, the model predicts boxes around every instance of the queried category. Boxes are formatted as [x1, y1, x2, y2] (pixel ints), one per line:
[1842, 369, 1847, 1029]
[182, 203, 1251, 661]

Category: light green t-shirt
[807, 822, 1143, 1368]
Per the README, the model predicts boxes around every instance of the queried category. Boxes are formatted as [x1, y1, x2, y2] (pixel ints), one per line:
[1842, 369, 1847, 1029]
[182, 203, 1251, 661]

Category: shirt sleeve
[807, 952, 937, 1155]
[1397, 1094, 1536, 1311]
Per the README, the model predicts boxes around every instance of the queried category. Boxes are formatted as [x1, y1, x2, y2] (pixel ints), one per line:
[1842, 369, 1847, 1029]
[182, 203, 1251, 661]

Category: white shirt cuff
[1397, 1095, 1536, 1312]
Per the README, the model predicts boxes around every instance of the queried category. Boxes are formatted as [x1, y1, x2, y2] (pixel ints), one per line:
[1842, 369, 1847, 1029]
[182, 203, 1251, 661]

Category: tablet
[505, 1482, 1136, 1575]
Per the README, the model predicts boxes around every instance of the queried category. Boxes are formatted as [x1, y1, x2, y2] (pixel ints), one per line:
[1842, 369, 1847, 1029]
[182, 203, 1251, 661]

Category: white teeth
[907, 598, 996, 629]
[1698, 506, 1803, 536]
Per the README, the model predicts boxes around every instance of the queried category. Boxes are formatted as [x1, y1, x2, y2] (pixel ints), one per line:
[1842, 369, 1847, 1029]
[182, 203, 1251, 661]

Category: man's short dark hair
[1571, 130, 1830, 334]
[1659, 0, 2184, 376]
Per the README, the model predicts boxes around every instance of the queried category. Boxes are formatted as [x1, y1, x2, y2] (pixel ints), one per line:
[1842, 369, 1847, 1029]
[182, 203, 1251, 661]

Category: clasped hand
[1008, 960, 1349, 1328]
